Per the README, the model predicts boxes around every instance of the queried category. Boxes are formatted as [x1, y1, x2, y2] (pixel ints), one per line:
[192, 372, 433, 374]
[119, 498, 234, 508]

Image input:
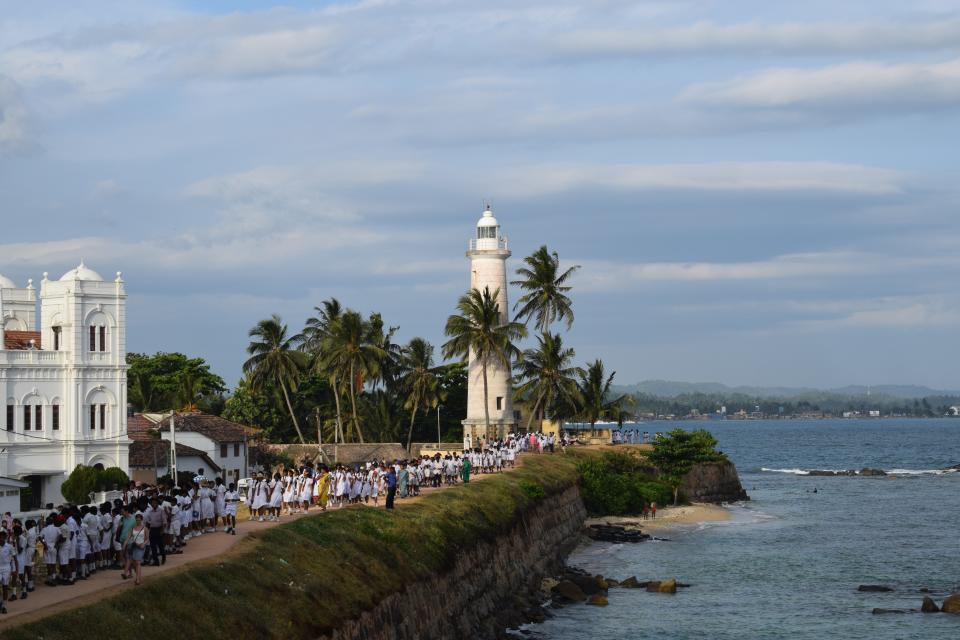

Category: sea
[520, 418, 960, 640]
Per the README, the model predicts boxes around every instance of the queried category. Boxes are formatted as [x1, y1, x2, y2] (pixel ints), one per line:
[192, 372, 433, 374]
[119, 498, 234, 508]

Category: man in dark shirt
[385, 467, 398, 510]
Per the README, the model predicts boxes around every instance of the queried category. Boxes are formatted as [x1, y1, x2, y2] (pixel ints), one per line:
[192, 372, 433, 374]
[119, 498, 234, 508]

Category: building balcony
[0, 350, 66, 366]
[468, 237, 509, 251]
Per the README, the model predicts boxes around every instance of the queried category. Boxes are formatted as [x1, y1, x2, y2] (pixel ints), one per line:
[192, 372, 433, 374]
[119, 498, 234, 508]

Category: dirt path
[0, 458, 530, 631]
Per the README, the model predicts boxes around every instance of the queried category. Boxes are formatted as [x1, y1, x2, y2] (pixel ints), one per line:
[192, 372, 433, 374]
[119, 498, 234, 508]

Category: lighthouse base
[461, 419, 517, 450]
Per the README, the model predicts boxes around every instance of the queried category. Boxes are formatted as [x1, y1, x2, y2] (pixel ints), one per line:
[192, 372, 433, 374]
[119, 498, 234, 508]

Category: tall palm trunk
[349, 361, 365, 443]
[279, 379, 306, 444]
[331, 374, 344, 444]
[482, 358, 490, 437]
[406, 390, 419, 453]
[525, 392, 544, 432]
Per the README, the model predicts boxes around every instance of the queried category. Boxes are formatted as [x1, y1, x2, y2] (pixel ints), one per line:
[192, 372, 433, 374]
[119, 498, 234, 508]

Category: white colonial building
[0, 263, 130, 508]
[462, 206, 519, 444]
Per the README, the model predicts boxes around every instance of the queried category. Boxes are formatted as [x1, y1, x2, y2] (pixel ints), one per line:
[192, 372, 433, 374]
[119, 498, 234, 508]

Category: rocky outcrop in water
[921, 597, 940, 613]
[586, 523, 651, 543]
[942, 594, 960, 614]
[680, 461, 750, 502]
[858, 585, 894, 592]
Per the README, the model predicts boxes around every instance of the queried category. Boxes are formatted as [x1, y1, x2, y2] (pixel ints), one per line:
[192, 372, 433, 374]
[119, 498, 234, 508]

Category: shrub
[576, 452, 675, 516]
[60, 465, 131, 504]
[519, 480, 546, 501]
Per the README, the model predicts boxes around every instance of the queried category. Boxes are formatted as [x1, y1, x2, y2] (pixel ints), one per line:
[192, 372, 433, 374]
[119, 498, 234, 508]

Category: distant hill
[614, 380, 960, 400]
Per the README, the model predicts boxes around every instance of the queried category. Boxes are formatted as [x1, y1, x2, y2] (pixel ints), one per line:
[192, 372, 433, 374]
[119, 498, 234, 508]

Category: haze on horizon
[1, 0, 959, 390]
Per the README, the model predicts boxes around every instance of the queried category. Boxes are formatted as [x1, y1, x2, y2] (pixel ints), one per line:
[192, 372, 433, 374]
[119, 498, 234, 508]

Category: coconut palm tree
[243, 315, 308, 444]
[302, 298, 347, 443]
[366, 312, 402, 392]
[576, 359, 625, 434]
[514, 331, 583, 432]
[399, 337, 441, 452]
[442, 287, 526, 435]
[320, 310, 386, 443]
[511, 245, 580, 332]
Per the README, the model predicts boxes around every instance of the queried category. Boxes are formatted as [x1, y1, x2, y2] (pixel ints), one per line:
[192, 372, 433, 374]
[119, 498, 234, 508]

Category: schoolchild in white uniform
[246, 476, 257, 521]
[214, 478, 227, 531]
[23, 519, 37, 593]
[40, 517, 60, 586]
[0, 530, 18, 614]
[282, 470, 297, 515]
[10, 523, 26, 601]
[268, 473, 283, 521]
[224, 483, 239, 535]
[298, 469, 314, 513]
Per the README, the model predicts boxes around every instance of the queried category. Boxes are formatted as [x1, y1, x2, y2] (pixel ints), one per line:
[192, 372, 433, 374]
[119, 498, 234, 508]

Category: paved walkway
[0, 463, 524, 630]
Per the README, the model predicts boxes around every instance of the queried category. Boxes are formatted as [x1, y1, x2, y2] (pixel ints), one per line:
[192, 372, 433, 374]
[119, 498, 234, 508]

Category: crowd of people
[0, 431, 554, 615]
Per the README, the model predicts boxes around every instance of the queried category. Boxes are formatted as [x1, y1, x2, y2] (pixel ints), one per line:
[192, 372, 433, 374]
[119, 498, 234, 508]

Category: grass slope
[5, 455, 581, 640]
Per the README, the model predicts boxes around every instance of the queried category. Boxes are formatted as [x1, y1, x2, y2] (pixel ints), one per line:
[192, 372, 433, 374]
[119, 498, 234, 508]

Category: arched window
[86, 311, 110, 353]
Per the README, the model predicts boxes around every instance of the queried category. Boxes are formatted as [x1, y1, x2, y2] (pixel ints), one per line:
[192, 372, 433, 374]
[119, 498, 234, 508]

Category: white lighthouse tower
[463, 205, 517, 446]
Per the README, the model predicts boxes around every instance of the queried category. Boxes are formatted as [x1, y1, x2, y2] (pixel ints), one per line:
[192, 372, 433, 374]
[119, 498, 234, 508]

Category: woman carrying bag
[122, 514, 147, 586]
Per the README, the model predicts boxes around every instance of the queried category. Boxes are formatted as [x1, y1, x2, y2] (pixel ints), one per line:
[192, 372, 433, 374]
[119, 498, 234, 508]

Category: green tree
[302, 298, 347, 443]
[443, 287, 526, 435]
[513, 331, 583, 432]
[399, 337, 441, 452]
[243, 315, 308, 444]
[320, 310, 386, 443]
[511, 245, 580, 332]
[127, 352, 225, 412]
[576, 359, 624, 432]
[647, 428, 726, 505]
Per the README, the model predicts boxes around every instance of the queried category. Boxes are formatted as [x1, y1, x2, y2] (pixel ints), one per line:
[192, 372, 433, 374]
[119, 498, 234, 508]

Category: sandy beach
[584, 503, 731, 532]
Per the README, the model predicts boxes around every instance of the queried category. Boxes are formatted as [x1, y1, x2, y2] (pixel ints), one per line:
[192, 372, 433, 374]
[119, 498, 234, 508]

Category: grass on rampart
[5, 455, 581, 640]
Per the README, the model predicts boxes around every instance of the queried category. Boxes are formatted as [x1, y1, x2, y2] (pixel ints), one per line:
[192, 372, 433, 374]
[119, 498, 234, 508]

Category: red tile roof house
[134, 412, 255, 484]
[127, 414, 221, 484]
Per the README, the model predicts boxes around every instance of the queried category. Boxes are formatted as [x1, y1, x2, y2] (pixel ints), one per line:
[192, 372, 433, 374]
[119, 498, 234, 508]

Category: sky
[1, 0, 960, 390]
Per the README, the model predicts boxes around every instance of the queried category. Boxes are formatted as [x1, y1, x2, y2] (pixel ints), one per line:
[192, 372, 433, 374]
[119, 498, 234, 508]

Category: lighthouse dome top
[60, 260, 104, 282]
[477, 205, 499, 228]
[0, 274, 16, 289]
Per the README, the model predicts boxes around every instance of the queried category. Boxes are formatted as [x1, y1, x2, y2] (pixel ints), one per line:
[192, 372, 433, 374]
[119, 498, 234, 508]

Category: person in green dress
[399, 462, 409, 498]
[461, 457, 471, 484]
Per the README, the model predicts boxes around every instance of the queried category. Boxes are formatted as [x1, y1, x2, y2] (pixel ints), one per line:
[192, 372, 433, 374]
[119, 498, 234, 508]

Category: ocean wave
[760, 467, 810, 475]
[760, 466, 957, 476]
[886, 468, 955, 476]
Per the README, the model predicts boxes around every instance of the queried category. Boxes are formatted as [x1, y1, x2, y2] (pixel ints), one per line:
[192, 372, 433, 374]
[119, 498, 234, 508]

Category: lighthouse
[463, 204, 516, 446]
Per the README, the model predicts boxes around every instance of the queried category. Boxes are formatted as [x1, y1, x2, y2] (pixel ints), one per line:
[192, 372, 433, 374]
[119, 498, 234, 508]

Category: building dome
[477, 204, 499, 228]
[0, 274, 16, 289]
[60, 260, 104, 282]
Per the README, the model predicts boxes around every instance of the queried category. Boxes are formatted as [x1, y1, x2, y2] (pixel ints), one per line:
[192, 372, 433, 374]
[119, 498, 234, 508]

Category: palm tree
[321, 310, 386, 443]
[514, 331, 583, 432]
[443, 287, 526, 435]
[576, 359, 625, 434]
[399, 337, 441, 452]
[511, 245, 580, 332]
[302, 298, 346, 443]
[366, 312, 402, 392]
[243, 315, 308, 444]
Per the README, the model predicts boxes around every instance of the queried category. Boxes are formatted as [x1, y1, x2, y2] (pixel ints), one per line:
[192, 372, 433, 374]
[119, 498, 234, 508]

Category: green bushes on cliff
[575, 451, 674, 515]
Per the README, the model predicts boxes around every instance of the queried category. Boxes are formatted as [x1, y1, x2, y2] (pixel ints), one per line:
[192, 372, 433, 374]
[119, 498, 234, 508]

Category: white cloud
[495, 162, 905, 197]
[682, 58, 960, 111]
[554, 20, 960, 58]
[576, 251, 960, 290]
[0, 75, 30, 152]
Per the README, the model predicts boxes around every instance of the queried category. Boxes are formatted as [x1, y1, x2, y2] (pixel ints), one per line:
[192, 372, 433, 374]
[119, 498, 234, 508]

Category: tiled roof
[129, 439, 221, 472]
[160, 412, 250, 443]
[4, 331, 41, 350]
[128, 414, 160, 441]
